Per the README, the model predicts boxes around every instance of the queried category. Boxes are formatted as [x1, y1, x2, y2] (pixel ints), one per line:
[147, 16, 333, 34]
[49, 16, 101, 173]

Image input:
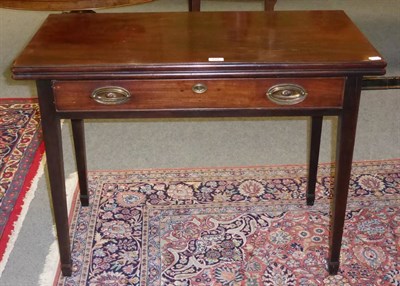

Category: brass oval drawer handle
[91, 86, 131, 105]
[266, 84, 307, 105]
[192, 83, 208, 94]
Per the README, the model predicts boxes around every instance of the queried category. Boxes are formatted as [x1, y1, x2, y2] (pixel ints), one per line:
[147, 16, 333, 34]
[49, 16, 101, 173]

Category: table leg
[71, 119, 89, 206]
[188, 0, 200, 11]
[264, 0, 277, 11]
[36, 80, 72, 276]
[306, 116, 323, 206]
[328, 77, 362, 275]
[189, 0, 276, 11]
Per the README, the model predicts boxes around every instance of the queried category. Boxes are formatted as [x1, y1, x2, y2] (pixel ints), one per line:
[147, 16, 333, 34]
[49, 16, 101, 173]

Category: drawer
[53, 78, 345, 112]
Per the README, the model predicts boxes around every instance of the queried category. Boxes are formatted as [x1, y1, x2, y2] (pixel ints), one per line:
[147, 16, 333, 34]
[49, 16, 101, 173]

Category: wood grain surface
[12, 11, 386, 79]
[53, 78, 344, 111]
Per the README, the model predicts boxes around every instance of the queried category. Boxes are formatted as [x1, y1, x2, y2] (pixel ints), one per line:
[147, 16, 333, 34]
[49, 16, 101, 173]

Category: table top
[12, 11, 386, 79]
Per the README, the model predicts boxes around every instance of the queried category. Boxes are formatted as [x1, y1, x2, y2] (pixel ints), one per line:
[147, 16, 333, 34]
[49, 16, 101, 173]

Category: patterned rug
[56, 160, 400, 286]
[0, 99, 44, 267]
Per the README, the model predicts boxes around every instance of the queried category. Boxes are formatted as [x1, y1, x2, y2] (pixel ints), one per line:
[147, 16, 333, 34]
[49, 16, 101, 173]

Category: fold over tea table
[12, 11, 386, 276]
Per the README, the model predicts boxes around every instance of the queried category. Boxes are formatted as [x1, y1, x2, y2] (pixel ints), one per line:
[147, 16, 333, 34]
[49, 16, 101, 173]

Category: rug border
[0, 98, 44, 275]
[0, 145, 45, 276]
[0, 97, 37, 102]
[0, 142, 45, 258]
[83, 158, 400, 176]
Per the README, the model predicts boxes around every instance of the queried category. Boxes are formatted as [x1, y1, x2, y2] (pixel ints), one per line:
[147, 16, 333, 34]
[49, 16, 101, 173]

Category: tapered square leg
[188, 0, 200, 11]
[36, 80, 72, 276]
[71, 119, 89, 206]
[328, 77, 362, 275]
[264, 0, 277, 11]
[189, 0, 276, 12]
[306, 116, 323, 206]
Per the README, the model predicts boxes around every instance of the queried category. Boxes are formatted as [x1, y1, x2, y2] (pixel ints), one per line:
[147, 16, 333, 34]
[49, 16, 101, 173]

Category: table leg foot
[328, 261, 339, 275]
[61, 263, 72, 276]
[306, 194, 315, 206]
[80, 194, 89, 206]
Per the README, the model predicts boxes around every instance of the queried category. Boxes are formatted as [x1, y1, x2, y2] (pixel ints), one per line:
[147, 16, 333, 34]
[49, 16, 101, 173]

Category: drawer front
[53, 78, 344, 111]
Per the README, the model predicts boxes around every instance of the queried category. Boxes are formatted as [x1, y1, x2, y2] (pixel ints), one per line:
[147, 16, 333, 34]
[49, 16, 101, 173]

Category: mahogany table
[12, 11, 386, 277]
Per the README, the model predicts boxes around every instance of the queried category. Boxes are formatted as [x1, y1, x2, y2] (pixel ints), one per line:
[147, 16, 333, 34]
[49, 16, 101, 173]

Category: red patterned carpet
[56, 160, 399, 285]
[0, 99, 44, 265]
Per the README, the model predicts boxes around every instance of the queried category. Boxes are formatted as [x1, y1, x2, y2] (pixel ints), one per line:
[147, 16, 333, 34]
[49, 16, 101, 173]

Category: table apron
[54, 108, 341, 119]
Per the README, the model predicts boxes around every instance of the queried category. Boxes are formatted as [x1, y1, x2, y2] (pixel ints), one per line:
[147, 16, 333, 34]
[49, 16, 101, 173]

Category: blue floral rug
[57, 160, 400, 285]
